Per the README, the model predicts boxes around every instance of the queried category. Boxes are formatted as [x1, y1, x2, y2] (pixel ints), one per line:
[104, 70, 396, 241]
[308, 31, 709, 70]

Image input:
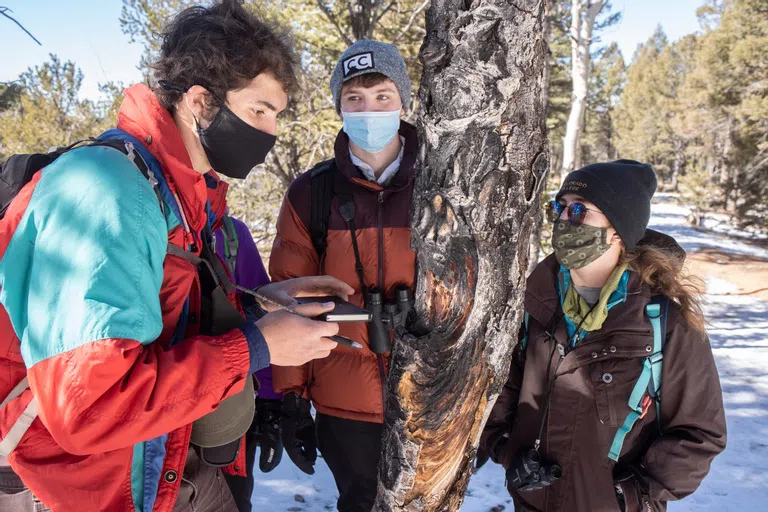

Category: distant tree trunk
[375, 1, 549, 511]
[560, 0, 604, 181]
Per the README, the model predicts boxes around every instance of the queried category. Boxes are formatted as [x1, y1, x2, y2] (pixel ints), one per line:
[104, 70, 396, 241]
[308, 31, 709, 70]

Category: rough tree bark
[560, 0, 605, 181]
[528, 0, 555, 270]
[375, 1, 549, 510]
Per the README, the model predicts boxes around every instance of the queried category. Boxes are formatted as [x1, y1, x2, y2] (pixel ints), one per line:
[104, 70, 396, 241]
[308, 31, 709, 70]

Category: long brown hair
[622, 245, 707, 333]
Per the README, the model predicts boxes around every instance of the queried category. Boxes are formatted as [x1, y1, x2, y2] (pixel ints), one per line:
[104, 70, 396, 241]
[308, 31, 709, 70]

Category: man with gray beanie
[269, 39, 418, 511]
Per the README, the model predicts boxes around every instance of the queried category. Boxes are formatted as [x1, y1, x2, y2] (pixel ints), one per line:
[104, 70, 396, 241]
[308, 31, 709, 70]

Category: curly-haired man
[0, 2, 353, 511]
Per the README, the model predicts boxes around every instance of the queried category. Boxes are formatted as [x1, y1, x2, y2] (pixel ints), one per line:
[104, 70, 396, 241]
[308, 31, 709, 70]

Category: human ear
[184, 85, 214, 126]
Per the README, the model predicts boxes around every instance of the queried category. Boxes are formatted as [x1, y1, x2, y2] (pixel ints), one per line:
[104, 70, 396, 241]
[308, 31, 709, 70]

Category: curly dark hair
[152, 0, 298, 112]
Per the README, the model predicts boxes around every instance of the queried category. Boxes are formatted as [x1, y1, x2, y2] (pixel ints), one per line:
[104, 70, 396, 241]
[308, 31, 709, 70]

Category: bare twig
[372, 1, 397, 34]
[393, 0, 429, 44]
[315, 0, 354, 46]
[0, 7, 42, 46]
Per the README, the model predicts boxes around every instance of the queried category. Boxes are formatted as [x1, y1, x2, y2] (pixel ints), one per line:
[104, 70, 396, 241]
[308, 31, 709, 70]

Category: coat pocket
[591, 356, 646, 429]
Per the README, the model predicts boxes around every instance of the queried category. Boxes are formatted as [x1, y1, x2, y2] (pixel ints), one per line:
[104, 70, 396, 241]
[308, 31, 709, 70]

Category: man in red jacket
[0, 2, 352, 511]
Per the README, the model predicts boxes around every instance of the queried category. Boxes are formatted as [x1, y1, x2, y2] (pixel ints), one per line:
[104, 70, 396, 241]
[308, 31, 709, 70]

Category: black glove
[252, 398, 284, 473]
[281, 392, 317, 475]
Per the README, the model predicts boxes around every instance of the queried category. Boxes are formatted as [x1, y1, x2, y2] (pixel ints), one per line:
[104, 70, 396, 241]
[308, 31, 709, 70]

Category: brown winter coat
[269, 122, 417, 423]
[480, 252, 726, 512]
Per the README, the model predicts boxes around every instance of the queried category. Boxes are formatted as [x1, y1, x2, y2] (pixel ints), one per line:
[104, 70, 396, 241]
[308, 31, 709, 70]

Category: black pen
[235, 285, 363, 349]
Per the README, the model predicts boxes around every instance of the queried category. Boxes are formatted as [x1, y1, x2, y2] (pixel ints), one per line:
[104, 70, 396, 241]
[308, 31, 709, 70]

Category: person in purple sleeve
[214, 215, 283, 512]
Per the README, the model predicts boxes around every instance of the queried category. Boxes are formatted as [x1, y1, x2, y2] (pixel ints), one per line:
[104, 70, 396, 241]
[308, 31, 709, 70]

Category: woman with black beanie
[480, 160, 726, 512]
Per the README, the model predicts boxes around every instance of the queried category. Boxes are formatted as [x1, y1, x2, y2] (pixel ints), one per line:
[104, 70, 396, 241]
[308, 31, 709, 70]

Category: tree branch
[0, 7, 42, 46]
[315, 1, 354, 46]
[372, 0, 397, 30]
[393, 0, 430, 44]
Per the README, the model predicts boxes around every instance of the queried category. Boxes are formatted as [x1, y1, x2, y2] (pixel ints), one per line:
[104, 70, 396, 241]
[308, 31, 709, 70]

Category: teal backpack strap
[608, 295, 668, 461]
[520, 312, 531, 351]
[221, 216, 240, 276]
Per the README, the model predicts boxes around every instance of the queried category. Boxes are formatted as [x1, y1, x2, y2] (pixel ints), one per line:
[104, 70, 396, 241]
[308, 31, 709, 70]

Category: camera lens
[526, 449, 541, 464]
[395, 285, 412, 303]
[547, 465, 563, 480]
[367, 287, 383, 307]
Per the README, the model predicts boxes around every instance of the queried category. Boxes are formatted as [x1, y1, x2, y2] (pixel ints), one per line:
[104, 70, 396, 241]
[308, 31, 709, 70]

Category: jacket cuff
[240, 320, 270, 373]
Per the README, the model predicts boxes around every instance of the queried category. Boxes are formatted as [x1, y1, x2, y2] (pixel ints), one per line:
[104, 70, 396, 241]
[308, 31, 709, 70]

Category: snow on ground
[670, 277, 768, 511]
[252, 198, 768, 511]
[649, 201, 768, 260]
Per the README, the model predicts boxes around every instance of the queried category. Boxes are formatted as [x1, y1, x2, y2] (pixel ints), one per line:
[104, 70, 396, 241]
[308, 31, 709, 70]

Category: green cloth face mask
[552, 220, 612, 269]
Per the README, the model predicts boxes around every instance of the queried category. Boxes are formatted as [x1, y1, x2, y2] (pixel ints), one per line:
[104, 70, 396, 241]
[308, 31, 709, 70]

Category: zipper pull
[378, 191, 384, 203]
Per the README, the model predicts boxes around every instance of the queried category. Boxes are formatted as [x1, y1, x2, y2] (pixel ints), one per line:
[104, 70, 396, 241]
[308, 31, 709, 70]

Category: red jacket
[0, 84, 260, 511]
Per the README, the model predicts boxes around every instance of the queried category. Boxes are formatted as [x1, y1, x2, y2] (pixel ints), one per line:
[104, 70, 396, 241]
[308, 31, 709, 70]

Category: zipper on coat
[376, 190, 388, 415]
[377, 191, 384, 289]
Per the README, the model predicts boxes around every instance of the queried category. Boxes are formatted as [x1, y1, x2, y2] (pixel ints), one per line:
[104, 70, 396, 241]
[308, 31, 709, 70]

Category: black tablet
[296, 296, 373, 322]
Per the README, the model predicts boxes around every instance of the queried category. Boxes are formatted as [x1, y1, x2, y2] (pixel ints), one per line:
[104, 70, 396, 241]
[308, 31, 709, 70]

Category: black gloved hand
[281, 392, 317, 475]
[252, 398, 284, 473]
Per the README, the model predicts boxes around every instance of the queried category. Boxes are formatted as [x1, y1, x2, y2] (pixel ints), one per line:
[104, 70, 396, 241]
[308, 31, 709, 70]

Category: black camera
[507, 449, 562, 493]
[365, 285, 414, 354]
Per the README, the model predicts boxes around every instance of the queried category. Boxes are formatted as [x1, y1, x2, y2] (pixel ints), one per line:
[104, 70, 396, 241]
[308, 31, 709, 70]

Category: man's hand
[256, 276, 355, 311]
[281, 392, 317, 475]
[256, 302, 340, 366]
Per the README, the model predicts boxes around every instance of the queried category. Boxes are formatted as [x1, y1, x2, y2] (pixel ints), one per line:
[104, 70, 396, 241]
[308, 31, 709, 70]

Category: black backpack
[0, 138, 162, 220]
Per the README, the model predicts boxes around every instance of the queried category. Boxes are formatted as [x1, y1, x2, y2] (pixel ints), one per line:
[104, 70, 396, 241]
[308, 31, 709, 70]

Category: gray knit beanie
[330, 40, 411, 113]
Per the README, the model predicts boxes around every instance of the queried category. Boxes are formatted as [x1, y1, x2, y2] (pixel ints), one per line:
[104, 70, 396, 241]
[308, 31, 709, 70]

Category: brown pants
[0, 449, 238, 512]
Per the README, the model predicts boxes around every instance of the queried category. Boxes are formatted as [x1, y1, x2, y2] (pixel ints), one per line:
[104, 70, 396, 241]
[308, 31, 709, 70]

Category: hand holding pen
[236, 282, 363, 350]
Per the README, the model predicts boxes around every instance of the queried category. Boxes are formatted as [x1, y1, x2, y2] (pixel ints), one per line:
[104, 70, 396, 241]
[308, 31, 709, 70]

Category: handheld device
[296, 296, 373, 322]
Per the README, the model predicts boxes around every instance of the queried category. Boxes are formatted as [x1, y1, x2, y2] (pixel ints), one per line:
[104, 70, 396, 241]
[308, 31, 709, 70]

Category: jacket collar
[333, 120, 418, 192]
[525, 254, 650, 331]
[116, 84, 211, 234]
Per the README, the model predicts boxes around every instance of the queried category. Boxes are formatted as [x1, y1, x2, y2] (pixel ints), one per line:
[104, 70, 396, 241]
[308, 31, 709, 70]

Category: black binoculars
[365, 285, 414, 354]
[506, 448, 563, 493]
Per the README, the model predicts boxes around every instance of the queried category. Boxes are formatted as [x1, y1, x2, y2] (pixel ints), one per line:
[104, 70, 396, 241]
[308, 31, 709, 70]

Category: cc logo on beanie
[343, 52, 375, 77]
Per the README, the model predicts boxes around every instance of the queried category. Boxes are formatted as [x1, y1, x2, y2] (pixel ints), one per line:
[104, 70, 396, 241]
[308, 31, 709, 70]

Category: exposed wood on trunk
[375, 1, 549, 510]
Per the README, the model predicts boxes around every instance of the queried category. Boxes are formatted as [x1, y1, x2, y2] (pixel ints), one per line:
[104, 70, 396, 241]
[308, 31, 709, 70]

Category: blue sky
[0, 0, 704, 101]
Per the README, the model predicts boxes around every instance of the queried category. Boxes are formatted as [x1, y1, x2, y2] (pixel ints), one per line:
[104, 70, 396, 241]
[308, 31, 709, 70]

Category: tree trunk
[560, 0, 604, 181]
[528, 0, 553, 271]
[375, 1, 549, 510]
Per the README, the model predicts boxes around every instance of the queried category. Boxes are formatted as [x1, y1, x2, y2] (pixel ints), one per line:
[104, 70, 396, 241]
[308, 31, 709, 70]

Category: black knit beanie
[556, 160, 657, 251]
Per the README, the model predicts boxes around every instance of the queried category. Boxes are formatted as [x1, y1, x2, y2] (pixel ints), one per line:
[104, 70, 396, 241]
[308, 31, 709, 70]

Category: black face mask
[196, 105, 277, 179]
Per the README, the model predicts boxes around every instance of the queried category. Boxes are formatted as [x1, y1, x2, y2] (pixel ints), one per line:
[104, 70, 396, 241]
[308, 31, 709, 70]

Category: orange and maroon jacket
[0, 84, 267, 511]
[270, 122, 417, 423]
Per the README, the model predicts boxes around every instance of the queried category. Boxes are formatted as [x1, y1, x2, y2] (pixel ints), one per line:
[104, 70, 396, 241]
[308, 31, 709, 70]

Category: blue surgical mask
[341, 110, 401, 153]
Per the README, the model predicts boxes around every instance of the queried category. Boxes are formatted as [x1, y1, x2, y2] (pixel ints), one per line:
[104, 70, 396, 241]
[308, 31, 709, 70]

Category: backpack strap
[221, 216, 240, 276]
[0, 376, 35, 457]
[520, 312, 531, 351]
[608, 295, 668, 461]
[310, 160, 335, 259]
[309, 159, 367, 294]
[98, 129, 181, 229]
[647, 295, 668, 428]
